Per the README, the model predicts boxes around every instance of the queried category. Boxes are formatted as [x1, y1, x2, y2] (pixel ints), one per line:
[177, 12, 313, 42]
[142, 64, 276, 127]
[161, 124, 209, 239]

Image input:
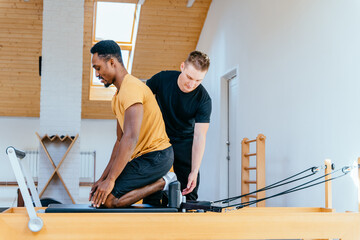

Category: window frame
[89, 1, 140, 100]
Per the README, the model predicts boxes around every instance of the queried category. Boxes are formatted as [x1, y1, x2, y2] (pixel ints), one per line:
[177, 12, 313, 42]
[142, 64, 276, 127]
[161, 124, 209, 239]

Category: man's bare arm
[182, 122, 209, 195]
[89, 122, 123, 200]
[91, 103, 143, 207]
[99, 122, 123, 180]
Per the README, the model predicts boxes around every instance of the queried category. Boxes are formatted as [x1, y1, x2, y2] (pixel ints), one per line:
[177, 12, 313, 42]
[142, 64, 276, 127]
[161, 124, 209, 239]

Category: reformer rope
[213, 166, 323, 204]
[181, 164, 356, 212]
[224, 166, 352, 209]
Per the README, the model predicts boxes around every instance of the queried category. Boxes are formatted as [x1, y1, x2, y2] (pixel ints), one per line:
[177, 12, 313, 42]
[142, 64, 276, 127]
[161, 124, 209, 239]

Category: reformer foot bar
[2, 146, 360, 240]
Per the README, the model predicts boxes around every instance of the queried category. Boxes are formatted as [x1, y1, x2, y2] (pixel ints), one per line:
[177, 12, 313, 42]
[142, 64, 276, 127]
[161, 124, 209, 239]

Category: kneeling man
[89, 40, 175, 208]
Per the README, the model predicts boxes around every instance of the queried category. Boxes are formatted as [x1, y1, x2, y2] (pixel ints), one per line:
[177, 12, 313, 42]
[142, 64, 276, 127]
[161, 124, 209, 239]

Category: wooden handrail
[244, 167, 257, 170]
[244, 153, 256, 157]
[245, 180, 257, 184]
[244, 139, 257, 144]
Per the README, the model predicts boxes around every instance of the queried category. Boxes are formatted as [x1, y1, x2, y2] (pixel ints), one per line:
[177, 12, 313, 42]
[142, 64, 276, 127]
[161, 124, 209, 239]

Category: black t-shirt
[146, 71, 212, 139]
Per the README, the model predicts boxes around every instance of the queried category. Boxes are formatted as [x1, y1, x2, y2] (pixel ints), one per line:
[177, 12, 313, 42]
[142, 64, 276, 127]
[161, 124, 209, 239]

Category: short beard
[104, 82, 111, 88]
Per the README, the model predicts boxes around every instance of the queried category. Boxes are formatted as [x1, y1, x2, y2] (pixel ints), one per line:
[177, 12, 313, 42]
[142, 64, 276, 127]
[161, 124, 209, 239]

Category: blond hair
[185, 51, 210, 71]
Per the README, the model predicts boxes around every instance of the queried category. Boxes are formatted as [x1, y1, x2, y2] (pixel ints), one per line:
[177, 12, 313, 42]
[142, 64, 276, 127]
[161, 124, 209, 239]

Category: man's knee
[103, 193, 130, 208]
[103, 194, 117, 208]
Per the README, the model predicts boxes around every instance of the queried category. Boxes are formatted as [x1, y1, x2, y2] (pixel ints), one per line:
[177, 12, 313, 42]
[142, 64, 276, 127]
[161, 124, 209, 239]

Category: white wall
[38, 0, 85, 204]
[197, 0, 360, 212]
[0, 117, 116, 207]
[0, 117, 40, 207]
[0, 117, 40, 183]
[80, 119, 117, 180]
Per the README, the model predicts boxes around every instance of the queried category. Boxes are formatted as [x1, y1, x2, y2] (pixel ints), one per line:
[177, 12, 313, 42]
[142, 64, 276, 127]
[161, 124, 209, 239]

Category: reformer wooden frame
[1, 207, 359, 239]
[36, 133, 79, 204]
[2, 148, 360, 239]
[241, 134, 266, 206]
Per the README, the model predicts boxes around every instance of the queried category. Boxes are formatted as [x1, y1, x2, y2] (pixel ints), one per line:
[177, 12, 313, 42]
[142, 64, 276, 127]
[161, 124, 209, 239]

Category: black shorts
[111, 146, 174, 198]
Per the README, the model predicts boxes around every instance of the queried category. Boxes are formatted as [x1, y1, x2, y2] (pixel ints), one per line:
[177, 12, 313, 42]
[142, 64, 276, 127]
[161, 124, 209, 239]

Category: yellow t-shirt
[111, 74, 171, 160]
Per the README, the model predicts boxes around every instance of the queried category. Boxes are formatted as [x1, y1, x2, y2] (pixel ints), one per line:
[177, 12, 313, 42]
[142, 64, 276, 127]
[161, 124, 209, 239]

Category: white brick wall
[39, 0, 84, 204]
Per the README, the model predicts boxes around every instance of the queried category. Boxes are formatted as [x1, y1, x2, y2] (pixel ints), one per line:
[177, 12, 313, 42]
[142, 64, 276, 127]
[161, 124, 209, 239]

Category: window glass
[90, 1, 140, 100]
[95, 2, 136, 43]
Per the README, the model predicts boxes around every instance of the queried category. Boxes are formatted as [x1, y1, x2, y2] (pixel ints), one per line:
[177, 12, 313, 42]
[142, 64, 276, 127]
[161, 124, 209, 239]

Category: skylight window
[90, 1, 141, 100]
[95, 2, 136, 43]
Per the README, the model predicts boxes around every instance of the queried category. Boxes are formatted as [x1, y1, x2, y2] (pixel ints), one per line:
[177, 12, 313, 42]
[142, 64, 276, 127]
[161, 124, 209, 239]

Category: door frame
[220, 66, 239, 199]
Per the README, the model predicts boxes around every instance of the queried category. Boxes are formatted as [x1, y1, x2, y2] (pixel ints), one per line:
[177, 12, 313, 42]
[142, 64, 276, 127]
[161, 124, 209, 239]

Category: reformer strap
[184, 165, 355, 212]
[229, 166, 351, 209]
[214, 166, 321, 204]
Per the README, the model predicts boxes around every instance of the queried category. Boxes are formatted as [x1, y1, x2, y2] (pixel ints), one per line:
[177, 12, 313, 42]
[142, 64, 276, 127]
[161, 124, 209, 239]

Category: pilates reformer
[5, 146, 182, 231]
[3, 146, 360, 239]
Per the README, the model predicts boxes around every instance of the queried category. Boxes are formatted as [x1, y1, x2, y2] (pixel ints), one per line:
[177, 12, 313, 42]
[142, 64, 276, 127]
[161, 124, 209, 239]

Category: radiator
[24, 150, 96, 183]
[80, 151, 96, 183]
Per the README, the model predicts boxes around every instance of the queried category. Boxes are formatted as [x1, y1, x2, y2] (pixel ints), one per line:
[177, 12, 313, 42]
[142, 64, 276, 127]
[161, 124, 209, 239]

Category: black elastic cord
[236, 173, 346, 209]
[213, 166, 318, 204]
[225, 167, 349, 209]
[234, 169, 343, 208]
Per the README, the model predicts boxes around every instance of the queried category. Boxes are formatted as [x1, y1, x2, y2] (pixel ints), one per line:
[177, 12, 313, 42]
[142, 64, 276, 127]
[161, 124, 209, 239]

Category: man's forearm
[191, 134, 207, 174]
[107, 134, 137, 182]
[99, 140, 120, 180]
[191, 123, 209, 174]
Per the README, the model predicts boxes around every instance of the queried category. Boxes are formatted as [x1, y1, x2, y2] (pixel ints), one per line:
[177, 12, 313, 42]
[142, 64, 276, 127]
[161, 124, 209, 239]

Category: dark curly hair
[90, 40, 124, 66]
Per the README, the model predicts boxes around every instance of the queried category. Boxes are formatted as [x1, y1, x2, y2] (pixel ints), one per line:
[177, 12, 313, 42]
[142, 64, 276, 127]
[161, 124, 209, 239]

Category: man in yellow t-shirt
[89, 40, 176, 208]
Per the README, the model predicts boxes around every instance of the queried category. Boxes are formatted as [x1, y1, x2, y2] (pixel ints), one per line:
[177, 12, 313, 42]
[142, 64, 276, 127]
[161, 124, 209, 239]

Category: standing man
[146, 51, 211, 201]
[89, 40, 176, 208]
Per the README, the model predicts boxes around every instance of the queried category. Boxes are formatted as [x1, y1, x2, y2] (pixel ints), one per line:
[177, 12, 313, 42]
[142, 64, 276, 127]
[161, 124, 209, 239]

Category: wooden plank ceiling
[0, 0, 212, 119]
[82, 0, 212, 119]
[133, 0, 212, 79]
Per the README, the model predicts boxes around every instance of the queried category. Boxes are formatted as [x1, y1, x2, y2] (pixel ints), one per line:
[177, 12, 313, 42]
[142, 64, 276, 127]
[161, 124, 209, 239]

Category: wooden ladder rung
[244, 153, 256, 157]
[244, 139, 256, 144]
[245, 180, 257, 184]
[248, 195, 257, 198]
[244, 167, 257, 170]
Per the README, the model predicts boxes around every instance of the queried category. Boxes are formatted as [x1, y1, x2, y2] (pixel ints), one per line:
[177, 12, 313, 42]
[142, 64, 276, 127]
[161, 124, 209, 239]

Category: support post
[324, 159, 332, 209]
[256, 134, 266, 207]
[241, 138, 250, 204]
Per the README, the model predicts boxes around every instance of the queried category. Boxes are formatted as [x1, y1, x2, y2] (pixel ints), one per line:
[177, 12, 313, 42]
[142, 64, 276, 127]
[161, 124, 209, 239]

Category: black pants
[143, 137, 199, 205]
[172, 137, 199, 201]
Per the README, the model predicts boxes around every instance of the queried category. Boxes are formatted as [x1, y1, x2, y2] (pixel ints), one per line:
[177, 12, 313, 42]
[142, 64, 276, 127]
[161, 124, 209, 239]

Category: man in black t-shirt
[146, 51, 211, 201]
